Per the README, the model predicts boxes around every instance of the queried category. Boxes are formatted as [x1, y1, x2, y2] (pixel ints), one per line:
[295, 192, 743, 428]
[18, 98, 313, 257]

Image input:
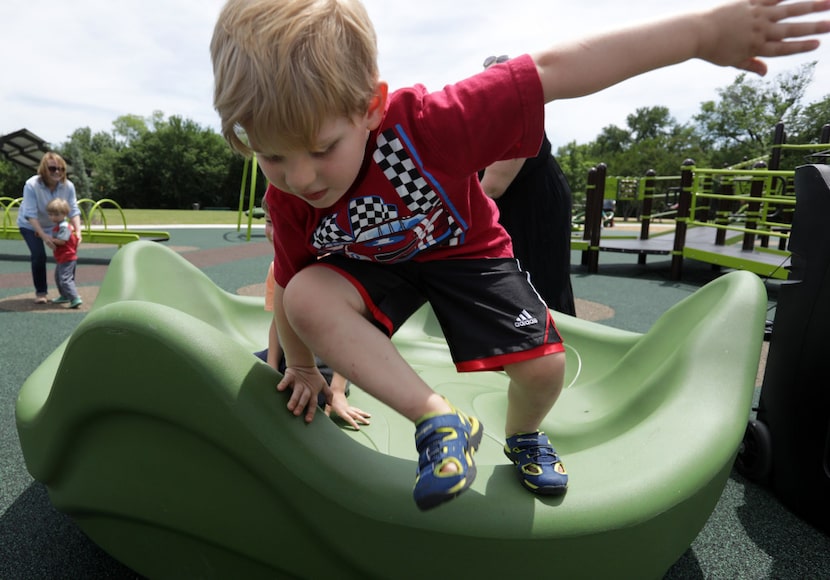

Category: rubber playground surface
[1, 225, 828, 578]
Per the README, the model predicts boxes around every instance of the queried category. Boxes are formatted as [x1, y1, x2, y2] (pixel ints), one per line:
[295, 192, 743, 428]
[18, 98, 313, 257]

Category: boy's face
[254, 114, 372, 209]
[252, 83, 387, 210]
[47, 210, 64, 224]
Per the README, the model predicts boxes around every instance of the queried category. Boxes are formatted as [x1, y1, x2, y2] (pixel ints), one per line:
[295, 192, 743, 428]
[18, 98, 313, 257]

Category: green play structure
[0, 196, 169, 245]
[236, 154, 261, 241]
[577, 162, 797, 280]
[16, 241, 766, 579]
[574, 122, 830, 280]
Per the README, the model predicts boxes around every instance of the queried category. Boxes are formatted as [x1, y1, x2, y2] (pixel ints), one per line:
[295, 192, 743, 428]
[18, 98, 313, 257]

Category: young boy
[255, 197, 371, 430]
[211, 0, 830, 510]
[45, 198, 82, 309]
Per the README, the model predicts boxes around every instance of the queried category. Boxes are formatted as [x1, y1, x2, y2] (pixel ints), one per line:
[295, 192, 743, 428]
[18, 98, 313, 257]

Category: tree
[109, 114, 244, 209]
[693, 62, 816, 166]
[626, 106, 675, 142]
[593, 124, 630, 156]
[111, 114, 151, 146]
[553, 140, 594, 206]
[0, 157, 29, 199]
[789, 94, 830, 143]
[586, 106, 708, 178]
[59, 127, 124, 201]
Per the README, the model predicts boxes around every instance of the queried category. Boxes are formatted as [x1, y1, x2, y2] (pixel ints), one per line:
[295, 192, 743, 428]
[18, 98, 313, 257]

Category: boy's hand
[325, 391, 372, 430]
[277, 365, 332, 423]
[701, 0, 830, 76]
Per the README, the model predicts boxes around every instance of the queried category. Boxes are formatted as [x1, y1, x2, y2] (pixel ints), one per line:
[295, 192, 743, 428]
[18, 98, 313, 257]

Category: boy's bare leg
[502, 352, 568, 495]
[282, 264, 452, 422]
[503, 352, 566, 437]
[285, 265, 476, 499]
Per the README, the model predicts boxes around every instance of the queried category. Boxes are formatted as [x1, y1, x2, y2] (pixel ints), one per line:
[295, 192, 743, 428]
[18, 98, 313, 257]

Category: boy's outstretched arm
[535, 0, 830, 102]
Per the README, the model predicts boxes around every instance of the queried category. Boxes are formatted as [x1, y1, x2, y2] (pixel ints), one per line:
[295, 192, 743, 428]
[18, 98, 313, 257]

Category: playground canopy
[0, 129, 73, 175]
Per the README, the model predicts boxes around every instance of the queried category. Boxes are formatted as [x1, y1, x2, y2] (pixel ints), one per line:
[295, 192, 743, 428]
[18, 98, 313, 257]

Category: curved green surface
[16, 241, 767, 579]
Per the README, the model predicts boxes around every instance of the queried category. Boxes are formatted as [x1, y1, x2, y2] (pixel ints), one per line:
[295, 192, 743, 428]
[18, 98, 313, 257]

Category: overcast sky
[1, 0, 828, 151]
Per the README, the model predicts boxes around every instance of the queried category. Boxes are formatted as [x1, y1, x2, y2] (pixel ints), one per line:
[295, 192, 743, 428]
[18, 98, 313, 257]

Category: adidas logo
[514, 309, 539, 328]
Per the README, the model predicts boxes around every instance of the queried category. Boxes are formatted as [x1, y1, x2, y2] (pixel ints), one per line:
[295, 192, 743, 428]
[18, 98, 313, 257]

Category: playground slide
[16, 241, 766, 579]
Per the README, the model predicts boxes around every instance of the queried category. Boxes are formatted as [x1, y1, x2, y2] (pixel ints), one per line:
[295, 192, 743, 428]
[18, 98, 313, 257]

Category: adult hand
[72, 218, 83, 244]
[325, 391, 372, 430]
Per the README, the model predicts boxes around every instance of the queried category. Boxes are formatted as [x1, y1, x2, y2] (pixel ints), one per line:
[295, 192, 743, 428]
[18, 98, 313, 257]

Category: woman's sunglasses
[47, 166, 64, 173]
[483, 55, 509, 68]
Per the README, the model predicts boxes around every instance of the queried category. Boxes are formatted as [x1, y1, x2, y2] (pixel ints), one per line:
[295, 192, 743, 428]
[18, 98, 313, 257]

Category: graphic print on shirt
[310, 128, 464, 263]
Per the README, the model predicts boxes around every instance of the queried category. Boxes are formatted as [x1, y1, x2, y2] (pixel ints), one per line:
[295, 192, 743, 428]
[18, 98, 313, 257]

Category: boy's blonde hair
[46, 197, 70, 217]
[211, 0, 379, 155]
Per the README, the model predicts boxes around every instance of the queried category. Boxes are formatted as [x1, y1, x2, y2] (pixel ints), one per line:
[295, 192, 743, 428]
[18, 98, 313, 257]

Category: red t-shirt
[267, 54, 545, 287]
[52, 221, 78, 263]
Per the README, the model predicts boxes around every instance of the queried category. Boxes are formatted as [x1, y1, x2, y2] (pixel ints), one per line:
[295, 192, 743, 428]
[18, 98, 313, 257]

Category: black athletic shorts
[317, 255, 564, 372]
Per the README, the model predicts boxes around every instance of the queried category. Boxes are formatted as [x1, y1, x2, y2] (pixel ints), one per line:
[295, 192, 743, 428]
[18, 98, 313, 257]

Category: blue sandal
[413, 408, 483, 510]
[504, 431, 568, 495]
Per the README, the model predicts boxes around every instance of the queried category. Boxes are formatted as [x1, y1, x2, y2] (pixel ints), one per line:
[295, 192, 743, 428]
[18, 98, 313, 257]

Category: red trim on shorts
[543, 311, 561, 343]
[455, 342, 565, 373]
[317, 263, 395, 336]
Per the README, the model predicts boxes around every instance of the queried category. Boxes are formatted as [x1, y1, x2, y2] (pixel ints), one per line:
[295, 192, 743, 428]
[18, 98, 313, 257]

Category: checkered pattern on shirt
[372, 130, 461, 246]
[348, 197, 398, 235]
[312, 214, 352, 250]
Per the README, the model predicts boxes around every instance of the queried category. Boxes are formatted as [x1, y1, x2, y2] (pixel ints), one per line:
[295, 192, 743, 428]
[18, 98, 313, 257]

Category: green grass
[99, 208, 254, 226]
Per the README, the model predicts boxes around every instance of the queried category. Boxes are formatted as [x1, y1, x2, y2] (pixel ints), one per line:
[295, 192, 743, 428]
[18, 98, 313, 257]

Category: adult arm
[266, 319, 282, 369]
[480, 158, 525, 200]
[71, 215, 82, 244]
[25, 217, 56, 250]
[19, 182, 52, 243]
[64, 181, 83, 244]
[25, 217, 51, 240]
